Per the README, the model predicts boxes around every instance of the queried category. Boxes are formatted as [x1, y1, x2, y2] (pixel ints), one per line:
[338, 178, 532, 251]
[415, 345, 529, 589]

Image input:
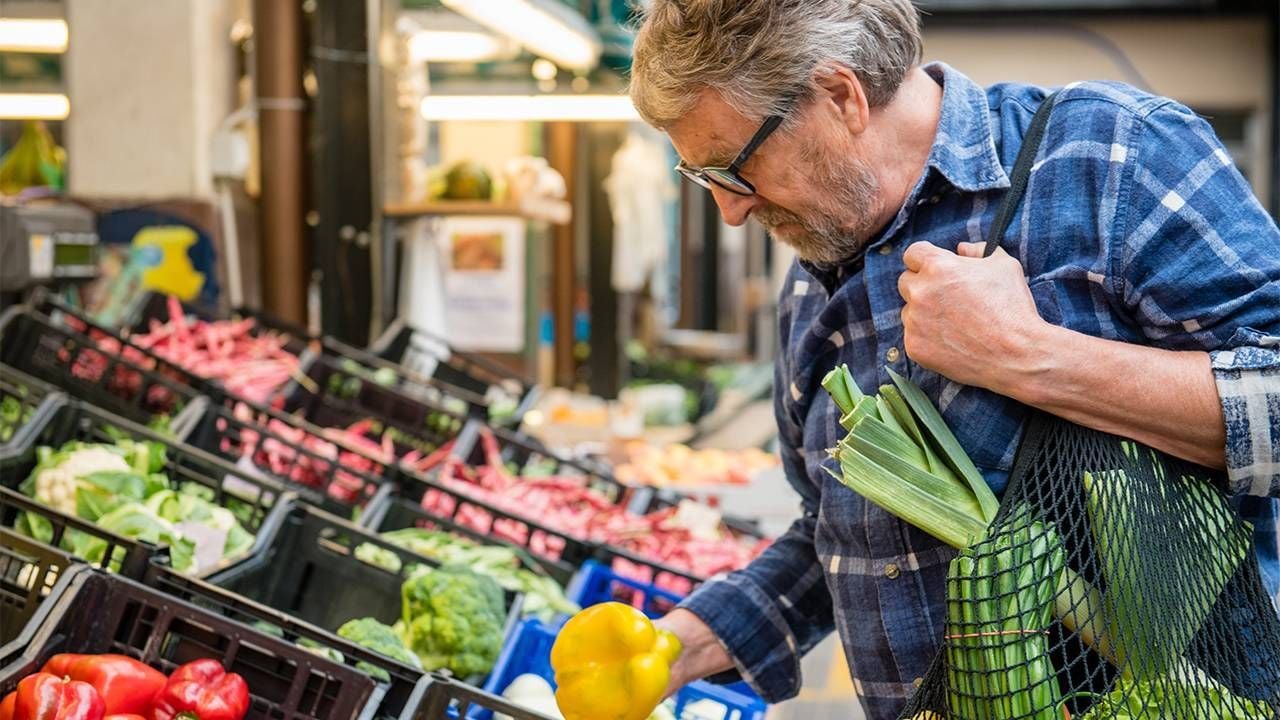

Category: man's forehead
[668, 91, 753, 166]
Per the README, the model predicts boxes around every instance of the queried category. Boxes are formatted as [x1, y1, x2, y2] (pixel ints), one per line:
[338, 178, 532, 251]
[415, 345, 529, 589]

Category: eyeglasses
[675, 113, 786, 197]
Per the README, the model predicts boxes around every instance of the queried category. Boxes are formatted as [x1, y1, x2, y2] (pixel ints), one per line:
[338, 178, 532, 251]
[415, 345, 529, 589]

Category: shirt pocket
[1027, 279, 1065, 327]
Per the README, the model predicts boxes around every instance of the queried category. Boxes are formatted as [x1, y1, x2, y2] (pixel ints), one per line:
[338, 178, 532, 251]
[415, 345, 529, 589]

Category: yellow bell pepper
[550, 602, 683, 720]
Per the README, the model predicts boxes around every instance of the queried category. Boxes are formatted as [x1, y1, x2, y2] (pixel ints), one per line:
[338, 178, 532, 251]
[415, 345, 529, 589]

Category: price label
[28, 233, 53, 280]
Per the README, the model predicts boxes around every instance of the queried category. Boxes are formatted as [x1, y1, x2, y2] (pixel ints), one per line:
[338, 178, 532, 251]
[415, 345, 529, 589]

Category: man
[628, 1, 1280, 717]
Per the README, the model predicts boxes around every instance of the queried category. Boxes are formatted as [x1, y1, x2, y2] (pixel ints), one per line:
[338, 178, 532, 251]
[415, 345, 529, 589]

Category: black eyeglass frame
[675, 113, 787, 196]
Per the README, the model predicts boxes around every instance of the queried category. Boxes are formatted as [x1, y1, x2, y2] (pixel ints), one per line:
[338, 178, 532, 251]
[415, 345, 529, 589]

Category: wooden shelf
[382, 198, 571, 225]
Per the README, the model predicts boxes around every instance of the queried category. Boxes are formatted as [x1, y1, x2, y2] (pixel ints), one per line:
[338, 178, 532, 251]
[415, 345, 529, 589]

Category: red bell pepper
[39, 656, 166, 717]
[1, 691, 16, 720]
[150, 660, 248, 720]
[13, 674, 104, 720]
[104, 715, 146, 720]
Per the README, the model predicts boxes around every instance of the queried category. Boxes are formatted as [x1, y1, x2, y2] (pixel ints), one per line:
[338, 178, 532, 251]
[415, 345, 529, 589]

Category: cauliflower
[55, 446, 131, 477]
[399, 566, 506, 678]
[32, 446, 131, 514]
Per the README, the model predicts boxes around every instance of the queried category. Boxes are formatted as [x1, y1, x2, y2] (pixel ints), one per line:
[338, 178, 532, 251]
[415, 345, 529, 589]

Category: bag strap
[983, 91, 1061, 257]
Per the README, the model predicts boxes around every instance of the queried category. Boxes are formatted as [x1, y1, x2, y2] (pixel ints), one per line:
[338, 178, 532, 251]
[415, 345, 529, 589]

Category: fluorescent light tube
[409, 30, 513, 63]
[0, 93, 70, 120]
[441, 0, 601, 72]
[0, 18, 68, 53]
[421, 94, 637, 122]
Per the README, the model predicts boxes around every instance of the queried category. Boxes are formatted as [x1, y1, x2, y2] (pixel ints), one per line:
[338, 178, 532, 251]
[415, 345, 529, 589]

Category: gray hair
[629, 0, 923, 128]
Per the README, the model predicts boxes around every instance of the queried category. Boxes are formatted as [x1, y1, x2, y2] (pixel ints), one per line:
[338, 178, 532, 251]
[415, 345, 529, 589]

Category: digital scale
[0, 202, 99, 309]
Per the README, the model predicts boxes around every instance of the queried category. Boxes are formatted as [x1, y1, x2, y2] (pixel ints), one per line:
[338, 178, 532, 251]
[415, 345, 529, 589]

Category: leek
[822, 365, 1114, 672]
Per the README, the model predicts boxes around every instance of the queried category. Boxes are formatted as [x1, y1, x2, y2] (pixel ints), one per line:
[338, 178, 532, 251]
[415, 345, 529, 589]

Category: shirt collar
[922, 62, 1010, 193]
[797, 62, 1009, 288]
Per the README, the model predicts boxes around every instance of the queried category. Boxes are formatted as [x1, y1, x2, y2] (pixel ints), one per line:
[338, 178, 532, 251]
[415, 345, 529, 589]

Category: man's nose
[708, 184, 760, 227]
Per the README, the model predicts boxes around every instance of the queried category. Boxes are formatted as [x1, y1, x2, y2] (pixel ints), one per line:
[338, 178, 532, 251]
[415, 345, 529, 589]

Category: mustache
[752, 204, 807, 229]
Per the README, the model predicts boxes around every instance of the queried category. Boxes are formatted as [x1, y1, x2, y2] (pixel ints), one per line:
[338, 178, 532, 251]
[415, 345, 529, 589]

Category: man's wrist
[655, 608, 734, 689]
[996, 319, 1068, 407]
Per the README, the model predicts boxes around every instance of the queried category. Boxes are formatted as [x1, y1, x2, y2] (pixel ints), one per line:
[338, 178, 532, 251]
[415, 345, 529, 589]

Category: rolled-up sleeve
[677, 308, 834, 702]
[679, 511, 834, 702]
[1211, 336, 1280, 496]
[1114, 100, 1280, 496]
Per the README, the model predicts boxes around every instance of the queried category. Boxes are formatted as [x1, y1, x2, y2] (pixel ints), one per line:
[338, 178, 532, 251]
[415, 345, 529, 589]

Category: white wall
[925, 17, 1273, 206]
[65, 0, 238, 198]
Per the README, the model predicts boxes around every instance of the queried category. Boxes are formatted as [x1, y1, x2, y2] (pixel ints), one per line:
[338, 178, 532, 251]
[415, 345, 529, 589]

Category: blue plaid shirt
[680, 63, 1280, 719]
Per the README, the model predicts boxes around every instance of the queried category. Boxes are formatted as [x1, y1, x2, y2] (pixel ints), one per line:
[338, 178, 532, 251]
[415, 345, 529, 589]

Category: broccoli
[337, 617, 422, 682]
[400, 566, 506, 678]
[355, 542, 403, 574]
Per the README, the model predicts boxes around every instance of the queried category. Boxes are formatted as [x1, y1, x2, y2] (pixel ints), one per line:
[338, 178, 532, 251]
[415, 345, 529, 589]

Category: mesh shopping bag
[899, 412, 1280, 719]
[891, 92, 1280, 719]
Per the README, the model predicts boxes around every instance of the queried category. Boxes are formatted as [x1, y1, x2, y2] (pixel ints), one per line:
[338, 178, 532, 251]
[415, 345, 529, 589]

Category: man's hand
[898, 241, 1226, 468]
[898, 241, 1052, 395]
[654, 609, 735, 699]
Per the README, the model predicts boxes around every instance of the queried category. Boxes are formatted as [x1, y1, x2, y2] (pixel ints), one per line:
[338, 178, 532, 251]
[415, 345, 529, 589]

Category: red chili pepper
[104, 715, 146, 720]
[39, 656, 166, 717]
[13, 674, 104, 720]
[150, 660, 248, 720]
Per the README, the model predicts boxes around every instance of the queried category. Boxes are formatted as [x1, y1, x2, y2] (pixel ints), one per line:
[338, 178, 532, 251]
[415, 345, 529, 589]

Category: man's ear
[812, 63, 870, 136]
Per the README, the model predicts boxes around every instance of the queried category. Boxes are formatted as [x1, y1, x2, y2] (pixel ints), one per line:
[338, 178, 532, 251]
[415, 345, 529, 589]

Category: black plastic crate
[0, 399, 287, 578]
[204, 499, 524, 684]
[0, 306, 205, 428]
[358, 483, 579, 587]
[0, 485, 157, 581]
[182, 395, 399, 515]
[370, 474, 599, 588]
[454, 421, 637, 508]
[0, 528, 79, 644]
[415, 673, 550, 720]
[25, 296, 399, 514]
[127, 291, 313, 357]
[0, 565, 380, 720]
[412, 421, 766, 594]
[0, 364, 59, 451]
[280, 351, 469, 462]
[145, 562, 426, 720]
[133, 292, 500, 424]
[370, 320, 540, 424]
[588, 494, 772, 596]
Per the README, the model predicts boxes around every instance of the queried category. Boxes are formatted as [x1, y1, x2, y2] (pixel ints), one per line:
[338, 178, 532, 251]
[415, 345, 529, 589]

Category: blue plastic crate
[566, 559, 686, 620]
[475, 617, 766, 720]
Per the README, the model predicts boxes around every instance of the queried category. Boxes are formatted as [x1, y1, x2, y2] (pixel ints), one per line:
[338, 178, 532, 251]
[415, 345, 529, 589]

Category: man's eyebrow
[694, 147, 737, 169]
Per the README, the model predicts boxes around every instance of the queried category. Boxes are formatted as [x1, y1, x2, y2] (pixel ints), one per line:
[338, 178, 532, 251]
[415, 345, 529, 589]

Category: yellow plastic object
[550, 602, 683, 720]
[134, 226, 205, 300]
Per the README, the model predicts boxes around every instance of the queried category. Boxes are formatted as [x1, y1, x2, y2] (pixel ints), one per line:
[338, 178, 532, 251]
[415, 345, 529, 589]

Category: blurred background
[0, 1, 1275, 717]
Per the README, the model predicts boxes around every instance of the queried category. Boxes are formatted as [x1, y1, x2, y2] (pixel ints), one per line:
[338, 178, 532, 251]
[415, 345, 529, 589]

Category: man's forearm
[999, 322, 1226, 469]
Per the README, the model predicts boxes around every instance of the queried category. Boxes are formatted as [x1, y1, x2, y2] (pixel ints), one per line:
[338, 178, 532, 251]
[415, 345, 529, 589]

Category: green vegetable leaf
[15, 510, 54, 545]
[886, 366, 999, 522]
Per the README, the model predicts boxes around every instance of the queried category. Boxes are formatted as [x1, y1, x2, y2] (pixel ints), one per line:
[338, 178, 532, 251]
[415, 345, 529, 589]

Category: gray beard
[754, 154, 882, 266]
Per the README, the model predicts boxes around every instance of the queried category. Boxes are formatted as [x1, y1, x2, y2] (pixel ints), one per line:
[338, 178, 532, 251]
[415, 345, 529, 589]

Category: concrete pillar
[64, 0, 238, 198]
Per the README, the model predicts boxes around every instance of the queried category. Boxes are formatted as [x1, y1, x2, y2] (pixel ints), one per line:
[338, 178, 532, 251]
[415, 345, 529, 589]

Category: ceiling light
[408, 30, 511, 63]
[441, 0, 601, 72]
[421, 94, 638, 122]
[530, 58, 558, 82]
[0, 18, 68, 54]
[0, 93, 70, 120]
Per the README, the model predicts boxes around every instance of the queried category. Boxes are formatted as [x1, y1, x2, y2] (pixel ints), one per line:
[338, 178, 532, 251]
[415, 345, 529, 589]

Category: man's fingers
[898, 269, 917, 303]
[902, 241, 949, 272]
[955, 242, 986, 258]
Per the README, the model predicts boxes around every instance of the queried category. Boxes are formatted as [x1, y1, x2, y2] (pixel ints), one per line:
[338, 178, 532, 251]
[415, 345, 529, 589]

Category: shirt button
[884, 563, 901, 579]
[929, 194, 942, 204]
[913, 677, 924, 689]
[878, 244, 893, 256]
[886, 347, 901, 363]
